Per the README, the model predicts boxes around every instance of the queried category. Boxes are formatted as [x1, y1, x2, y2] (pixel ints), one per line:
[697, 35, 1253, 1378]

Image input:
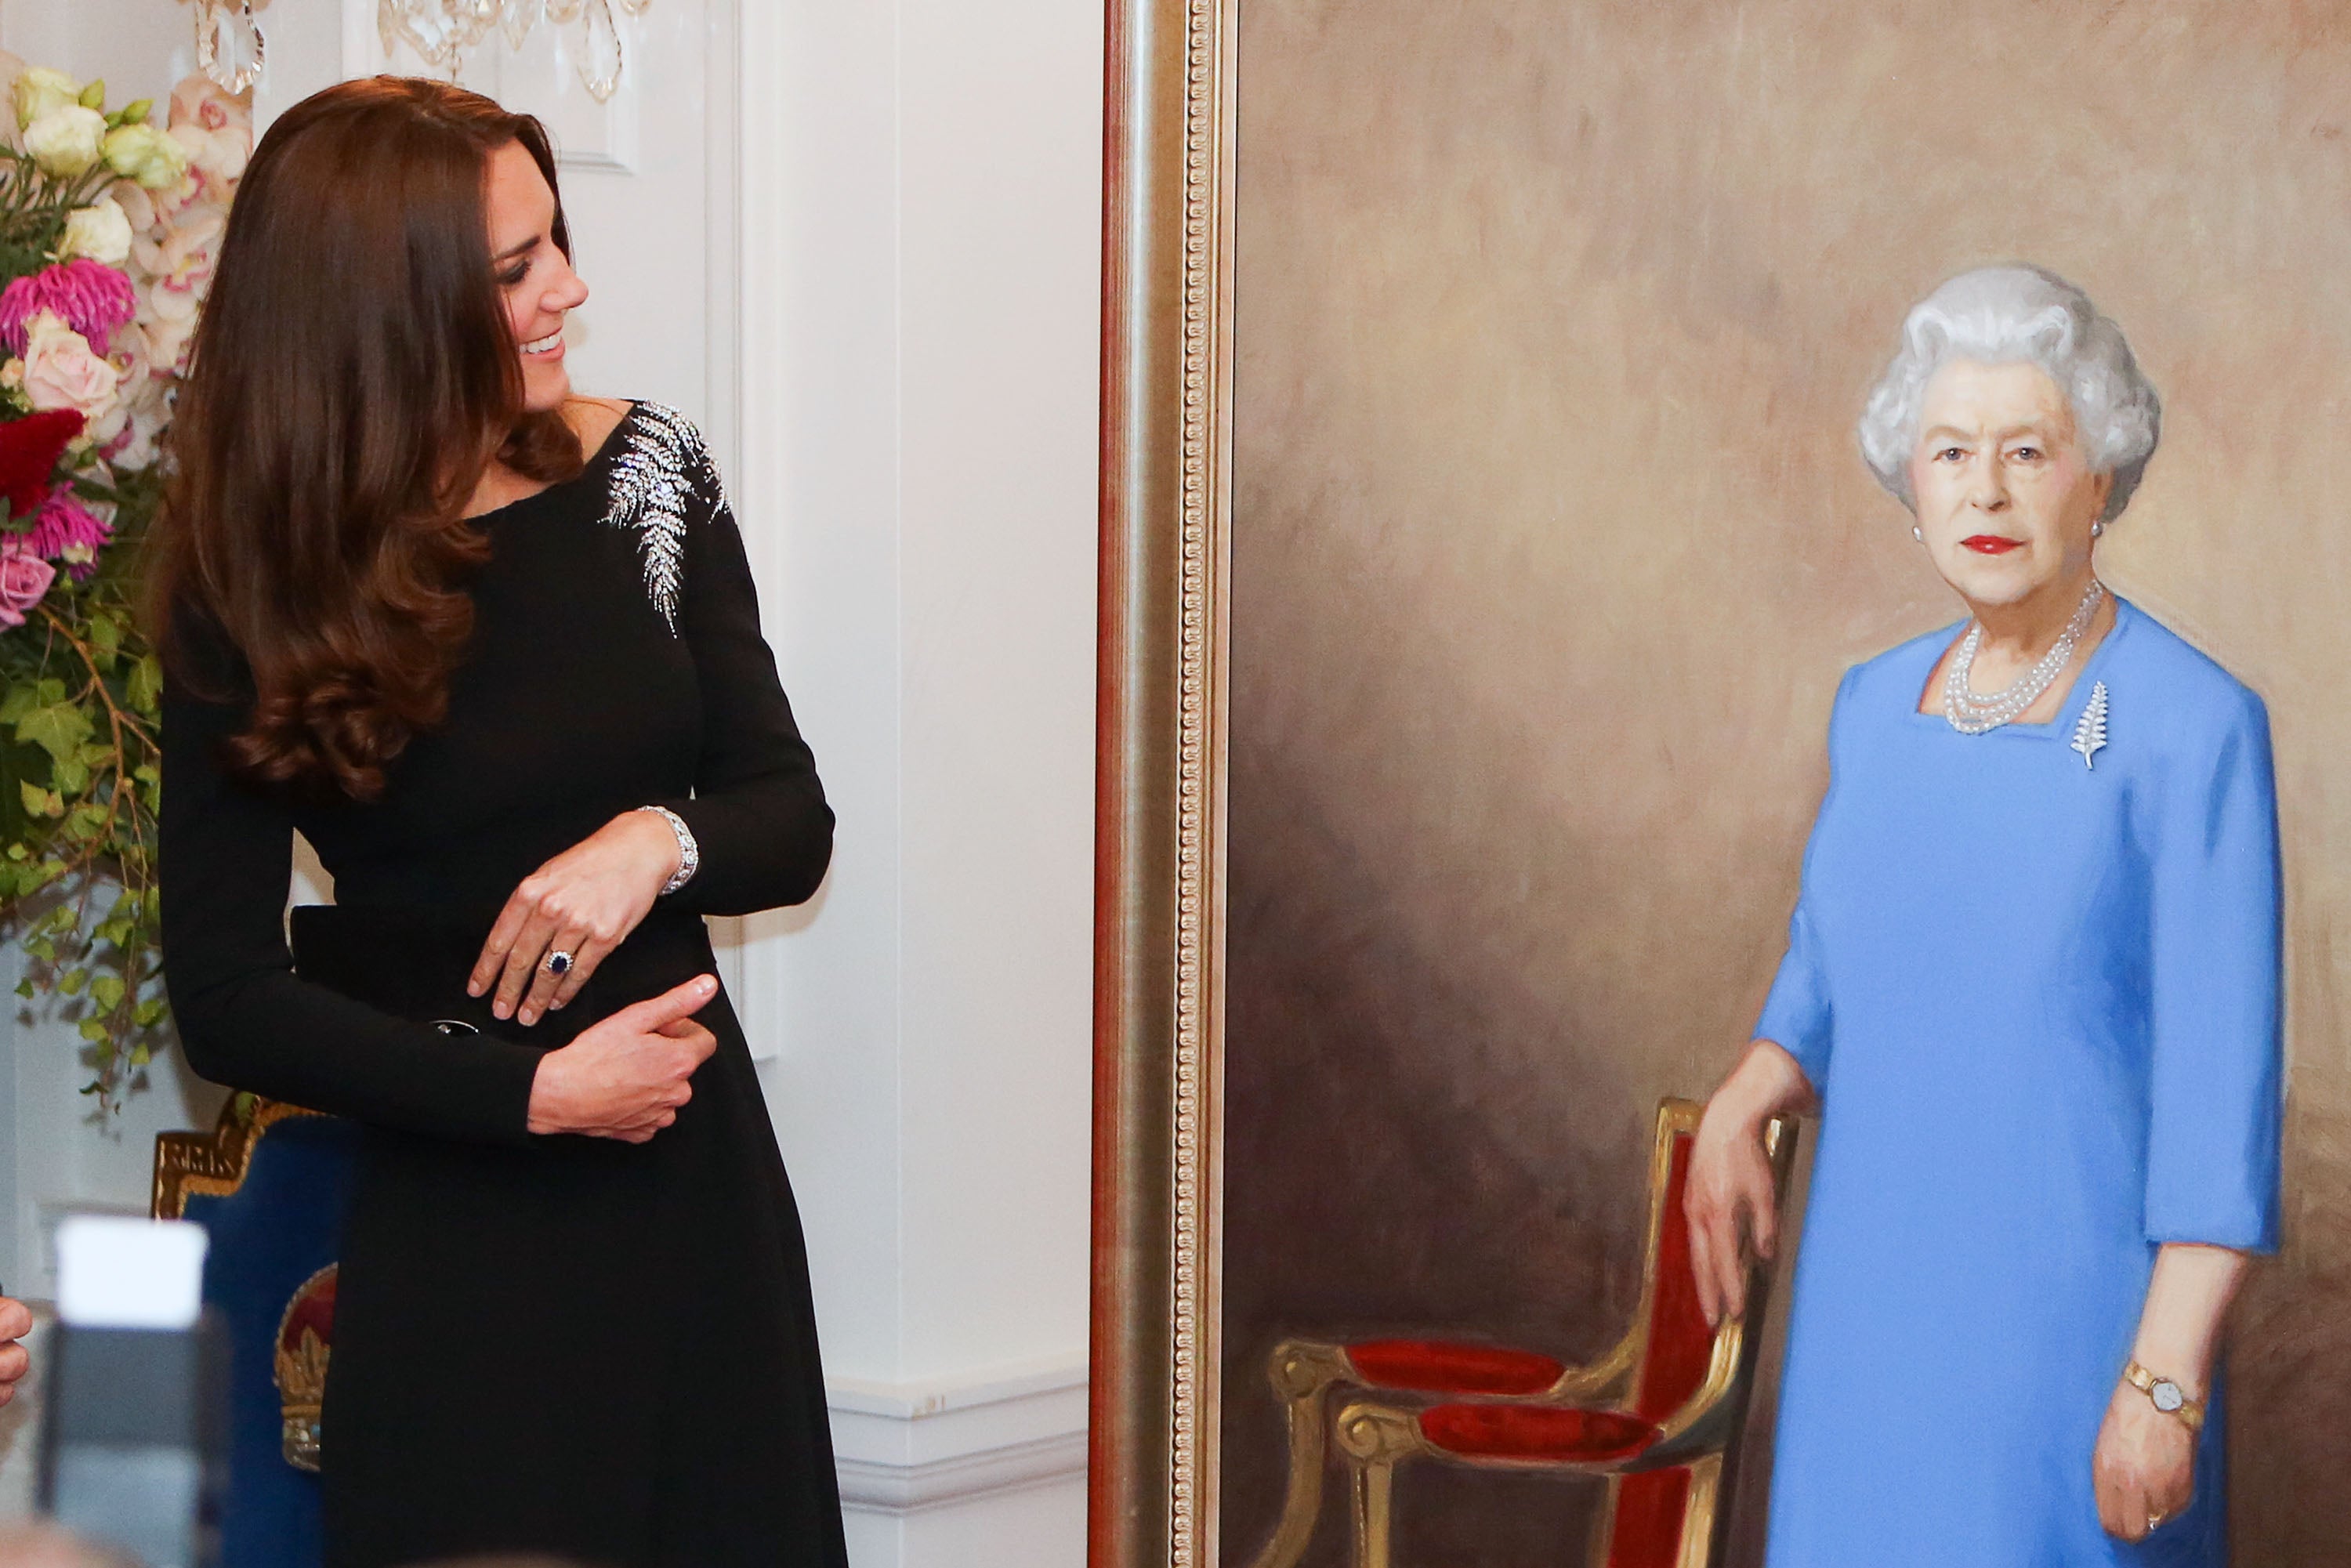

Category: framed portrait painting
[1091, 3, 2351, 1565]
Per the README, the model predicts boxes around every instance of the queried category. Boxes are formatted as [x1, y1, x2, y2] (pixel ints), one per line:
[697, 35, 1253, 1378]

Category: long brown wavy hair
[148, 77, 585, 801]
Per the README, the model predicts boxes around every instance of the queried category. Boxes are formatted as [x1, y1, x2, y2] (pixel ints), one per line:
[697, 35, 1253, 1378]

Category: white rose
[13, 67, 81, 132]
[60, 201, 132, 266]
[24, 105, 105, 179]
[20, 312, 121, 426]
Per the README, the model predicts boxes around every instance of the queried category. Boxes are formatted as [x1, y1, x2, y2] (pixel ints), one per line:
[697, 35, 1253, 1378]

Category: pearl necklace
[1943, 578, 2106, 735]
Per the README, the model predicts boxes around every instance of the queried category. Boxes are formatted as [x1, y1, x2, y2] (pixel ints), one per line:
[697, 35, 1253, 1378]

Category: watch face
[2152, 1381, 2185, 1413]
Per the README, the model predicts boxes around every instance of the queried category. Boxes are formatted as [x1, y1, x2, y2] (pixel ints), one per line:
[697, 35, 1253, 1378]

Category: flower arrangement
[0, 58, 247, 1106]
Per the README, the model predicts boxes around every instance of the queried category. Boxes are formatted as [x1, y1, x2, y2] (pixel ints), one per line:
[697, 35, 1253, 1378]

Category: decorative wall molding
[828, 1360, 1089, 1513]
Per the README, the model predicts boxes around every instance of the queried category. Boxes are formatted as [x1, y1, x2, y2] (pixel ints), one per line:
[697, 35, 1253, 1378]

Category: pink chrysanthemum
[19, 487, 113, 580]
[0, 260, 139, 358]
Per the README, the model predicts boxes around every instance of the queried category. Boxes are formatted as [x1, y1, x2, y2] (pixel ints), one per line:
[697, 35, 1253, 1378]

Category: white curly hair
[1857, 266, 2161, 524]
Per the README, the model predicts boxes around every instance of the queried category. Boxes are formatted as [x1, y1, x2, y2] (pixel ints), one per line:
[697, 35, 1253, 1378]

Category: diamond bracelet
[635, 805, 701, 896]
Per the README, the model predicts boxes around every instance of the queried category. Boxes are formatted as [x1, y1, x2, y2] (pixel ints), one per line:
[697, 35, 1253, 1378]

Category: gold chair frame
[1245, 1098, 1799, 1568]
[152, 1095, 325, 1222]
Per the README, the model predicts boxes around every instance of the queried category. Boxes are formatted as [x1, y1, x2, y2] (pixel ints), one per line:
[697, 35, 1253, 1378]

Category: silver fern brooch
[600, 402, 725, 634]
[2070, 680, 2110, 770]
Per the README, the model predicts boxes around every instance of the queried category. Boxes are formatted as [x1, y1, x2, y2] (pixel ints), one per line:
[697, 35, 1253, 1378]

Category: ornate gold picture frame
[1092, 1, 1235, 1563]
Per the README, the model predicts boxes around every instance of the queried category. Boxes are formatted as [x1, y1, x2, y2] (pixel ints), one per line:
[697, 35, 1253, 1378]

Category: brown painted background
[1217, 3, 2351, 1564]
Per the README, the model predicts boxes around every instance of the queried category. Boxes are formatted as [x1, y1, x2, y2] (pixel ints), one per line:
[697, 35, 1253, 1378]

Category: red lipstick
[1961, 535, 2023, 555]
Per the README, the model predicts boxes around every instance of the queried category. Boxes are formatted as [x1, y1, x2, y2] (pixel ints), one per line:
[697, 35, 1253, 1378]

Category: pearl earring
[2091, 521, 2104, 538]
[1913, 525, 1924, 542]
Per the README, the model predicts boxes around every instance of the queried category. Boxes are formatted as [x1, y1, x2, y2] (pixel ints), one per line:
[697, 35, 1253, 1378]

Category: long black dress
[159, 402, 850, 1568]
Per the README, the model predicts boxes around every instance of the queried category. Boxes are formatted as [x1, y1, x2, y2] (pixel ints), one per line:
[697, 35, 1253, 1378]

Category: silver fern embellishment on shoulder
[599, 401, 726, 634]
[2070, 680, 2110, 770]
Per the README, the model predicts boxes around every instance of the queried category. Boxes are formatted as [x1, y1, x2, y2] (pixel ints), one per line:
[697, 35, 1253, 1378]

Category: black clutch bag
[288, 903, 613, 1052]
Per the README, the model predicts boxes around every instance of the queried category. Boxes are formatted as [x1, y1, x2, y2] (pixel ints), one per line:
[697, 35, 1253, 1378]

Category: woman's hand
[2094, 1380, 2195, 1541]
[470, 809, 685, 1027]
[1686, 1040, 1814, 1325]
[525, 974, 719, 1142]
[0, 1295, 32, 1407]
[2092, 1242, 2248, 1541]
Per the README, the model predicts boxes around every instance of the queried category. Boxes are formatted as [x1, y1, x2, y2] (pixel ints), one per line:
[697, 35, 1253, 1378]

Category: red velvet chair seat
[1344, 1338, 1565, 1396]
[1418, 1403, 1661, 1464]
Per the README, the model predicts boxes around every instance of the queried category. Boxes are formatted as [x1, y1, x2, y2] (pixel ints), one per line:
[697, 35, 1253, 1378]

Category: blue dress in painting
[1758, 599, 2282, 1566]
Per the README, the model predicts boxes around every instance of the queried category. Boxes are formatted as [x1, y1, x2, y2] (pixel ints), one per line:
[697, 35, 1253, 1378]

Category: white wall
[0, 2, 1103, 1562]
[747, 0, 1101, 1552]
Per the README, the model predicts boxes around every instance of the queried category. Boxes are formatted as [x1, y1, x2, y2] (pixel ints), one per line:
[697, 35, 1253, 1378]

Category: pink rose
[0, 542, 56, 628]
[19, 312, 120, 425]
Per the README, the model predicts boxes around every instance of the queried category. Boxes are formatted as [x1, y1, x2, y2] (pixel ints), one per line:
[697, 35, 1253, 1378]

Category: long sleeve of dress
[160, 629, 545, 1146]
[2143, 684, 2284, 1251]
[647, 491, 834, 918]
[1754, 668, 1854, 1092]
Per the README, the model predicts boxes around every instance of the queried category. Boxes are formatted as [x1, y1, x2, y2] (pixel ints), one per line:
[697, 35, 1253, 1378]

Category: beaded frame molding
[1092, 0, 1238, 1562]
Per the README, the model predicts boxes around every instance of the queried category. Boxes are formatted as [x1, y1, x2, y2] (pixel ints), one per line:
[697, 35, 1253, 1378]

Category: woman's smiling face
[1908, 358, 2112, 610]
[484, 139, 588, 415]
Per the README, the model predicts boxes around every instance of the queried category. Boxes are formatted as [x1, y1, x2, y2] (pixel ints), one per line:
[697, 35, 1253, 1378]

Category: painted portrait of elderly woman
[1687, 266, 2280, 1564]
[1089, 5, 2351, 1566]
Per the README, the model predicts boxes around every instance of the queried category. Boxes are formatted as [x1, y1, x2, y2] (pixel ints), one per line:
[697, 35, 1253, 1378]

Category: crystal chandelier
[378, 0, 654, 103]
[181, 1, 653, 105]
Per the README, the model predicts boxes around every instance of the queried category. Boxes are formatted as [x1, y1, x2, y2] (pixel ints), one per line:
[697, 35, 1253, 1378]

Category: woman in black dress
[152, 79, 849, 1566]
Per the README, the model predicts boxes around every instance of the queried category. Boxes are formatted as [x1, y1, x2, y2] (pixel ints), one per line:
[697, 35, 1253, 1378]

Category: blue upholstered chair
[154, 1099, 359, 1568]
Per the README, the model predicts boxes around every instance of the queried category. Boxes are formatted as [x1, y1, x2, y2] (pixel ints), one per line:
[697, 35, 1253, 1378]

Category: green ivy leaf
[78, 1018, 110, 1043]
[52, 757, 89, 796]
[132, 998, 165, 1027]
[89, 975, 124, 1010]
[19, 779, 45, 818]
[13, 978, 31, 999]
[17, 703, 92, 763]
[0, 684, 34, 725]
[59, 968, 86, 996]
[34, 678, 64, 706]
[126, 656, 162, 716]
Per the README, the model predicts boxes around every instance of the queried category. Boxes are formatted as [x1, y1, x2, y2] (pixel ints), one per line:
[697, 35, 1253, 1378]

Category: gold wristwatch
[2123, 1361, 2206, 1432]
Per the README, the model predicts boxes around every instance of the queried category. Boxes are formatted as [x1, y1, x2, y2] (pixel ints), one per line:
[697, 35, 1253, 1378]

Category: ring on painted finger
[544, 949, 575, 976]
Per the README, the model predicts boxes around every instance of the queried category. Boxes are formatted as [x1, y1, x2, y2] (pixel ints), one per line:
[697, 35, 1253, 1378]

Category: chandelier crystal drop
[184, 0, 269, 95]
[378, 0, 653, 103]
[1942, 578, 2106, 735]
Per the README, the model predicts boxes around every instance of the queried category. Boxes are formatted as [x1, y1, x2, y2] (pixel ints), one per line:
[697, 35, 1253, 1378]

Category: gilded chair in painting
[1245, 1097, 1799, 1568]
[154, 1096, 360, 1568]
